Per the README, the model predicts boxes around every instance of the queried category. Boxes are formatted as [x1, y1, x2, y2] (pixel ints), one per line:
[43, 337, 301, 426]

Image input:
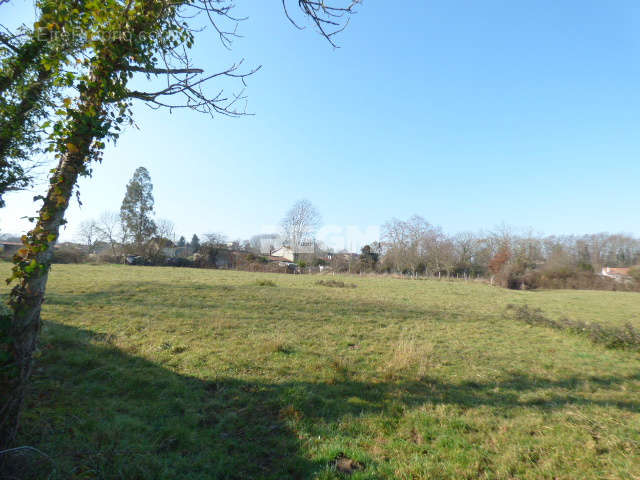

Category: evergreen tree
[120, 167, 156, 249]
[359, 245, 379, 271]
[177, 236, 186, 247]
[191, 234, 201, 253]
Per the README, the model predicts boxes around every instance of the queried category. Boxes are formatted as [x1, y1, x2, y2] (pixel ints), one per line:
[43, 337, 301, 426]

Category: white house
[270, 241, 318, 262]
[270, 246, 295, 262]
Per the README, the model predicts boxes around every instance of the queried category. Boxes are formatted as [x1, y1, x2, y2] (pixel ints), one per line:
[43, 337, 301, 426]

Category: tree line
[346, 216, 640, 291]
[64, 187, 640, 291]
[5, 175, 637, 284]
[373, 215, 640, 277]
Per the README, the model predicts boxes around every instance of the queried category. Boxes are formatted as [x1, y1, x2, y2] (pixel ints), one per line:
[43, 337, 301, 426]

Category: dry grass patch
[382, 334, 433, 379]
[259, 332, 294, 354]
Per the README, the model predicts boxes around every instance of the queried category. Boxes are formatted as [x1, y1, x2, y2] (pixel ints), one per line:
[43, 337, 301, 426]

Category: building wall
[272, 247, 295, 262]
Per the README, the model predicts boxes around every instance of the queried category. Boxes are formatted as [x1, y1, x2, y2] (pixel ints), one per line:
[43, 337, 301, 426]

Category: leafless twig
[282, 0, 360, 47]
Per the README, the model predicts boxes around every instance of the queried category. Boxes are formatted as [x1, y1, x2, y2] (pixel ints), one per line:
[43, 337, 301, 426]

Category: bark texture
[0, 106, 95, 447]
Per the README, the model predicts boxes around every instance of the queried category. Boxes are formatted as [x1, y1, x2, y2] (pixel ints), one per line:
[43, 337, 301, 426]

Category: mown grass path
[2, 263, 639, 479]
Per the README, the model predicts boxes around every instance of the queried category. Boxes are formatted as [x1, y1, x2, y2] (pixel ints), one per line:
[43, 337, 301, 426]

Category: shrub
[495, 263, 640, 292]
[166, 257, 194, 267]
[630, 266, 640, 282]
[495, 264, 538, 290]
[96, 253, 122, 264]
[51, 246, 87, 264]
[505, 304, 640, 351]
[312, 257, 327, 267]
[246, 253, 269, 264]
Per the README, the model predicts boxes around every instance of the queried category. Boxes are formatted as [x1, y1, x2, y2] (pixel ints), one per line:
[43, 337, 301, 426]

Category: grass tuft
[316, 279, 357, 289]
[382, 335, 433, 379]
[261, 333, 293, 354]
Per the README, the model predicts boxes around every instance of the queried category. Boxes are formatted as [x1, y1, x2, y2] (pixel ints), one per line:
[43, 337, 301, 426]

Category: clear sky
[1, 0, 639, 250]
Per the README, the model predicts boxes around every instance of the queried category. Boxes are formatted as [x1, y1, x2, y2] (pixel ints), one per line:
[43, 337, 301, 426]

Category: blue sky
[1, 0, 639, 249]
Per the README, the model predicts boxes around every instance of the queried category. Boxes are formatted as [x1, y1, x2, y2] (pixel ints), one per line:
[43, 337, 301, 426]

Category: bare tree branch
[115, 1, 356, 117]
[124, 66, 204, 75]
[124, 60, 261, 116]
[282, 0, 360, 48]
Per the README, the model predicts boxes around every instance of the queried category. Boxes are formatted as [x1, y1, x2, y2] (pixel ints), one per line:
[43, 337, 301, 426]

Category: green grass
[1, 263, 640, 479]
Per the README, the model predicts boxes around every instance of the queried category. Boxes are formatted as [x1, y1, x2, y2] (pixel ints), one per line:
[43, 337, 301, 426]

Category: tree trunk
[0, 121, 92, 448]
[0, 0, 166, 448]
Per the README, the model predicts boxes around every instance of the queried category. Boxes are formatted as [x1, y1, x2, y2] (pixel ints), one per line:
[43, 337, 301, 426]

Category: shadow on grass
[5, 323, 324, 480]
[4, 321, 640, 479]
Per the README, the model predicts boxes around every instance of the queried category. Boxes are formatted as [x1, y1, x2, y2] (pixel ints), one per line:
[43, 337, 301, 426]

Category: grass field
[2, 263, 640, 479]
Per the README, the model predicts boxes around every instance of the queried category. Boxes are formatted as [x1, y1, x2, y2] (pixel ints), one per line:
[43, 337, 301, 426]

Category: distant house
[270, 241, 318, 263]
[601, 267, 631, 280]
[271, 246, 295, 262]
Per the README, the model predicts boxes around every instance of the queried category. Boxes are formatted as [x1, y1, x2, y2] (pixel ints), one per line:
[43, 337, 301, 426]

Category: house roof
[605, 267, 631, 276]
[272, 244, 316, 254]
[0, 241, 22, 246]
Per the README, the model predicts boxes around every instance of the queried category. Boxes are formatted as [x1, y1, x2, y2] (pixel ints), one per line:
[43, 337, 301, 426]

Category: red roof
[606, 267, 631, 276]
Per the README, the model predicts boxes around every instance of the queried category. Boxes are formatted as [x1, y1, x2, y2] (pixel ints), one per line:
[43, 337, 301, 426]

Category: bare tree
[76, 220, 99, 253]
[381, 215, 444, 275]
[96, 211, 121, 256]
[380, 217, 410, 273]
[204, 232, 227, 247]
[453, 232, 479, 276]
[249, 233, 282, 255]
[156, 219, 176, 243]
[280, 199, 321, 248]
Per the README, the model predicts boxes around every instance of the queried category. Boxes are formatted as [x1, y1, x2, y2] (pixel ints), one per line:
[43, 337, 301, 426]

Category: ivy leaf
[24, 260, 38, 274]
